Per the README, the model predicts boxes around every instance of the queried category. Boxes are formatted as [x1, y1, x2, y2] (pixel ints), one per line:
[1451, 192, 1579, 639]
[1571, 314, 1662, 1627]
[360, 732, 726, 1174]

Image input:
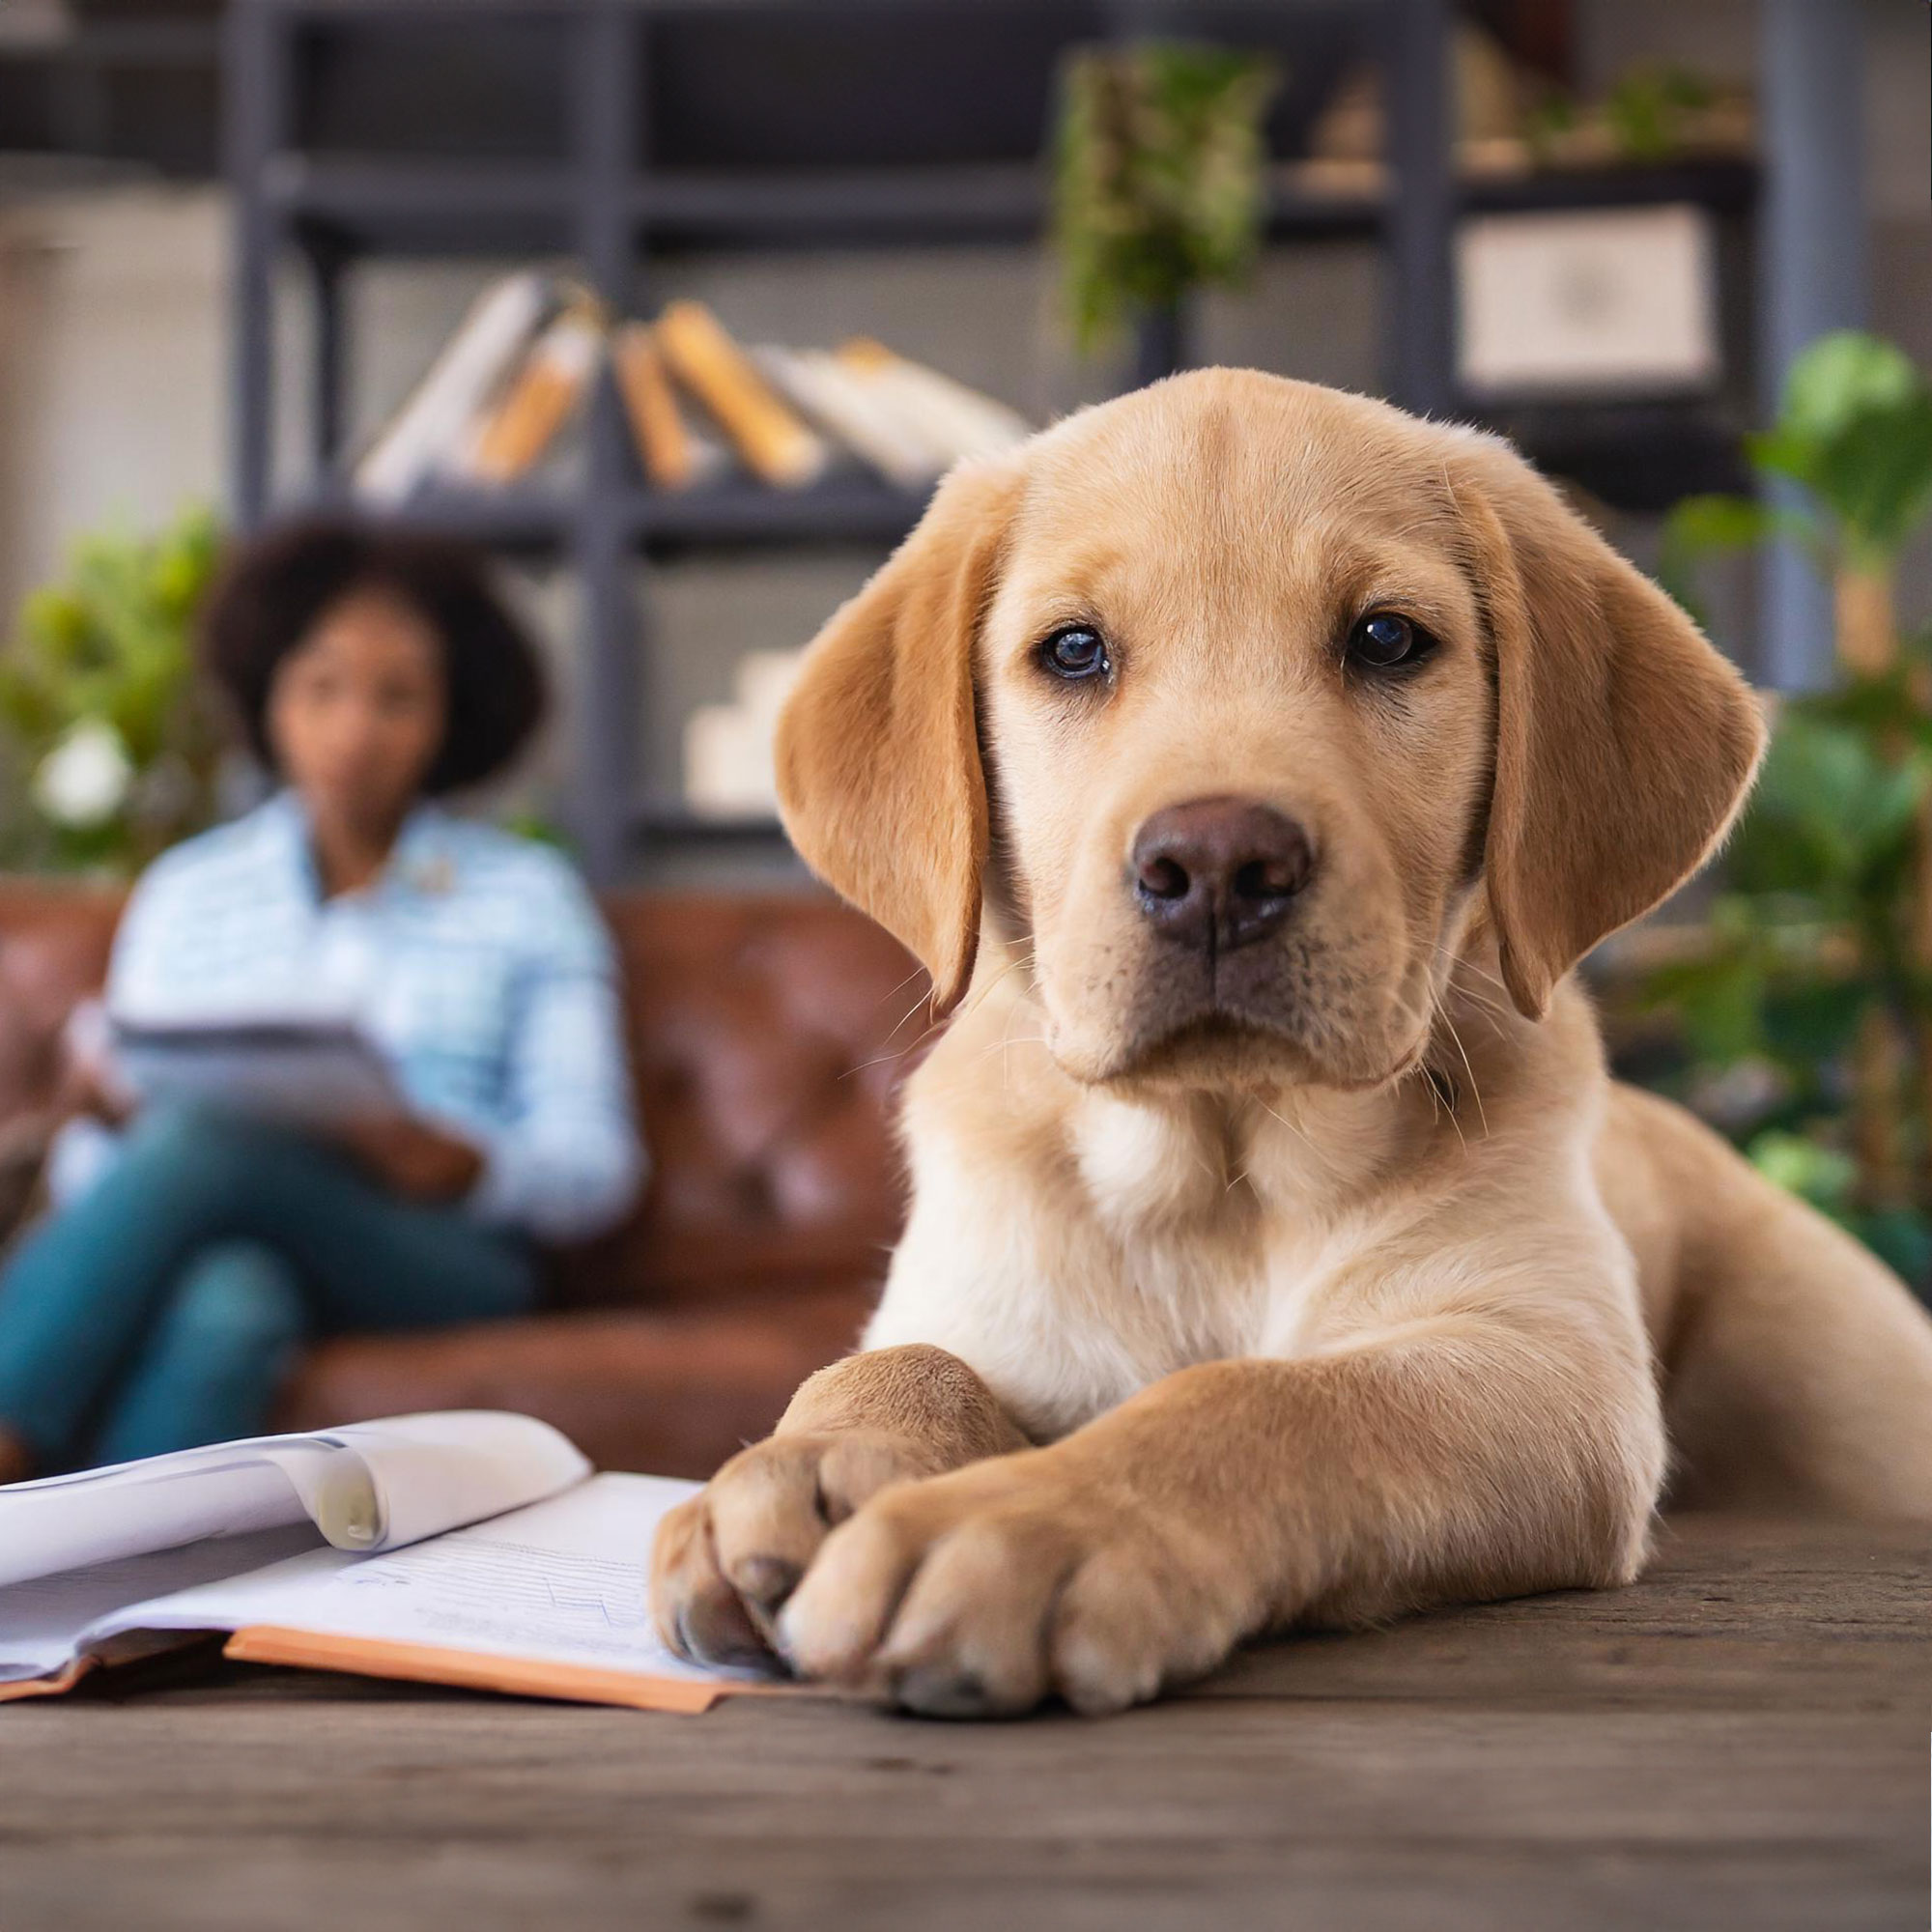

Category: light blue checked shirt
[56, 793, 643, 1244]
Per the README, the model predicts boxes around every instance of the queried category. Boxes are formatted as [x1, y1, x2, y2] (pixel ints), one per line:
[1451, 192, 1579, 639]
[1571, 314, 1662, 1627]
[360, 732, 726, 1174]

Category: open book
[0, 1413, 762, 1714]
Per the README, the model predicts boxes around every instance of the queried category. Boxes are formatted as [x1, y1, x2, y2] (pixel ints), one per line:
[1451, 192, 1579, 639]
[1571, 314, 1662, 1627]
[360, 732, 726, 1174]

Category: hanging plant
[1051, 41, 1279, 357]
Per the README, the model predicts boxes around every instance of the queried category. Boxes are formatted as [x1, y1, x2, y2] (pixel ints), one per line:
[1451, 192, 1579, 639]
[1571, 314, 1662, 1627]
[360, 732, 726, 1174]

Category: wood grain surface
[3, 1515, 1925, 1932]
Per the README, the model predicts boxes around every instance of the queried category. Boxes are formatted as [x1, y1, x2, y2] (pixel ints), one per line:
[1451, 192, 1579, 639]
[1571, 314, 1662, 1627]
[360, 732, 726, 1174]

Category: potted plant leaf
[1644, 331, 1932, 1283]
[0, 508, 226, 876]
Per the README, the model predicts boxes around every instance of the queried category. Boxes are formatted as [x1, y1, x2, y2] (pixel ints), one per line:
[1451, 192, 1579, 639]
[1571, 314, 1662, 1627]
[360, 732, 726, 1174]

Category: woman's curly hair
[201, 518, 547, 794]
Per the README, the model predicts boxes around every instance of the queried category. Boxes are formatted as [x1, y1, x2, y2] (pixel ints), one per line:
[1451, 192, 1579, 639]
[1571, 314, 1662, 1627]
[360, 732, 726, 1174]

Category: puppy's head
[777, 371, 1764, 1093]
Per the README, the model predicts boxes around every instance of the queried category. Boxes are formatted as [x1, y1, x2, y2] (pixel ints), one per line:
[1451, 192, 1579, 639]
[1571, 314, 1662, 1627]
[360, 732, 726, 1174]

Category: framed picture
[1455, 204, 1721, 400]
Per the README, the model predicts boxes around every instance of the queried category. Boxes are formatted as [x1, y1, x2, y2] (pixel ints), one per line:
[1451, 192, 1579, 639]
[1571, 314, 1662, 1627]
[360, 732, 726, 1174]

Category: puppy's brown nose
[1131, 797, 1315, 952]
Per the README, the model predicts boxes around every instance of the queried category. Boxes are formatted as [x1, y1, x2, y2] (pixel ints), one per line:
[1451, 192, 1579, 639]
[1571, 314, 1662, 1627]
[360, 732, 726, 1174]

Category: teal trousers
[0, 1108, 537, 1470]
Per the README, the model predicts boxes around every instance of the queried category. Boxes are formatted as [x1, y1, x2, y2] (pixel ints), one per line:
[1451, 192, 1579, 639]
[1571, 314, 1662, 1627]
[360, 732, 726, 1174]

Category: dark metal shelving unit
[226, 0, 1760, 879]
[319, 473, 933, 557]
[265, 151, 1759, 256]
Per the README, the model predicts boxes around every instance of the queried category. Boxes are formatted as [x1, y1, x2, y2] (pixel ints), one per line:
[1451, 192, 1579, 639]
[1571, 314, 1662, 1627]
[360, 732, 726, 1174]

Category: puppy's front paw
[778, 1452, 1248, 1718]
[650, 1431, 936, 1672]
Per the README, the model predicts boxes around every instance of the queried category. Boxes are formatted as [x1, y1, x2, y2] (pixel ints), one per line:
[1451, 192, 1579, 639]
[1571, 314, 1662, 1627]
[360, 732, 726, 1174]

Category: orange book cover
[223, 1626, 745, 1714]
[614, 323, 696, 490]
[654, 299, 826, 488]
[465, 303, 602, 484]
[0, 1633, 792, 1713]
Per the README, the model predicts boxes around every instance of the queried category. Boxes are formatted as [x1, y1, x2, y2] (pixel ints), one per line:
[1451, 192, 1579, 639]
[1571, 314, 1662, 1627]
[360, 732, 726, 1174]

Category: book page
[0, 1524, 322, 1684]
[0, 1454, 321, 1591]
[87, 1473, 739, 1690]
[305, 1410, 592, 1553]
[0, 1411, 590, 1589]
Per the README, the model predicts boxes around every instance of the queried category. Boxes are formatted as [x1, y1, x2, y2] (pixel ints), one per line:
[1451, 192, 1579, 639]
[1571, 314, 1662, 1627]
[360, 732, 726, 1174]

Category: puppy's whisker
[874, 963, 933, 1015]
[1444, 990, 1512, 1043]
[864, 943, 1042, 1075]
[1459, 961, 1513, 1000]
[850, 1001, 959, 1076]
[1426, 942, 1504, 995]
[1426, 943, 1514, 1042]
[1412, 1064, 1468, 1154]
[1437, 1010, 1492, 1140]
[843, 1046, 919, 1079]
[957, 947, 1038, 1023]
[1387, 983, 1440, 1047]
[1439, 969, 1513, 1018]
[849, 970, 1031, 1079]
[1253, 1094, 1319, 1158]
[993, 995, 1027, 1094]
[979, 1034, 1049, 1061]
[886, 982, 942, 1043]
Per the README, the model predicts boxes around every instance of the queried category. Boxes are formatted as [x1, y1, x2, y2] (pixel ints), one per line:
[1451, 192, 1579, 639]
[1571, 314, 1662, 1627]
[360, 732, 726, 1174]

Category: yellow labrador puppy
[653, 369, 1932, 1718]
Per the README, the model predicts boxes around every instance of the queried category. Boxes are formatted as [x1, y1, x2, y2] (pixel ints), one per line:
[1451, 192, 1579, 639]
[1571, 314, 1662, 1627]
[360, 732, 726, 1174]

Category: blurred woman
[0, 521, 642, 1478]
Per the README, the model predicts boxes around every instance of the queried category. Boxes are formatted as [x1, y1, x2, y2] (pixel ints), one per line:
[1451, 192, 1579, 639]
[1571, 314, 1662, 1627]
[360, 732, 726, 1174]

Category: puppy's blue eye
[1040, 626, 1110, 682]
[1347, 611, 1433, 671]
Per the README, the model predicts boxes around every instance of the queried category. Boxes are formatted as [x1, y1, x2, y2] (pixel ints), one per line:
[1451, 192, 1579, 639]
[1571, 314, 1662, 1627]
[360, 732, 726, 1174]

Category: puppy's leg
[1599, 1084, 1932, 1521]
[776, 1303, 1664, 1717]
[1638, 1114, 1932, 1520]
[1669, 1200, 1932, 1520]
[651, 1344, 1028, 1669]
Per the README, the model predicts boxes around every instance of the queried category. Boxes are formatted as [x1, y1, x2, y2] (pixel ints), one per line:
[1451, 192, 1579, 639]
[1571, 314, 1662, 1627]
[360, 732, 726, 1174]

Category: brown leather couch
[0, 881, 921, 1477]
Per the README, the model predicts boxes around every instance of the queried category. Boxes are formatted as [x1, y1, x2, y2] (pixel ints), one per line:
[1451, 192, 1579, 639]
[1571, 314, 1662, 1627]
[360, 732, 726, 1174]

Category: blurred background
[0, 1, 1928, 1471]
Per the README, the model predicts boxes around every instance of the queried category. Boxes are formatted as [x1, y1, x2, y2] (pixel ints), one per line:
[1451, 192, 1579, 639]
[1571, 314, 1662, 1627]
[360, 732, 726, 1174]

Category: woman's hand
[61, 1064, 136, 1129]
[335, 1116, 484, 1203]
[58, 1001, 137, 1127]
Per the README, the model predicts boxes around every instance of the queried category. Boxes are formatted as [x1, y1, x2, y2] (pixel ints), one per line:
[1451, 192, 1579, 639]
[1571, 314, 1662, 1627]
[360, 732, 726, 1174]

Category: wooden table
[5, 1516, 1925, 1931]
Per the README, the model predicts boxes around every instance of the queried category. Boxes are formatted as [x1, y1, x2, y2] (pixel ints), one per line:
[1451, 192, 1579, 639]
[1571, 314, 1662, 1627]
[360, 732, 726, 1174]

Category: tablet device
[108, 1013, 403, 1128]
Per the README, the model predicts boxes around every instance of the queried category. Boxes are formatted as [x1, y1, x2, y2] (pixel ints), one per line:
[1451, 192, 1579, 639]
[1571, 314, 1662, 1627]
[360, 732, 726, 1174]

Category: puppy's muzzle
[1130, 796, 1316, 954]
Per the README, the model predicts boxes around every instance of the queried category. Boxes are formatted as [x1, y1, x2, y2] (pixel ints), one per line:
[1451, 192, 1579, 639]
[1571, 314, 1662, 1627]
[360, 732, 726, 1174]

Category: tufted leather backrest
[0, 884, 122, 1126]
[0, 881, 929, 1308]
[576, 893, 926, 1307]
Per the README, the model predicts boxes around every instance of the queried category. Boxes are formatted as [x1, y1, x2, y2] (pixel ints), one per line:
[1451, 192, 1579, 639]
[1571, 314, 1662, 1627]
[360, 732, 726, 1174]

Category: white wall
[0, 188, 227, 612]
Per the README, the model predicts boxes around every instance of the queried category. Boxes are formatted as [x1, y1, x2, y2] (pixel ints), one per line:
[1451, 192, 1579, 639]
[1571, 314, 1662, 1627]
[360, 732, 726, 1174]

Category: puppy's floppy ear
[775, 459, 1022, 1015]
[1452, 433, 1767, 1019]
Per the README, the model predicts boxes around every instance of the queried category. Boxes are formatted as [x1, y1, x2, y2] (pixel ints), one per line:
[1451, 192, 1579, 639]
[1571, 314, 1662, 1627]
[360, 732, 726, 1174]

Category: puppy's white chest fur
[867, 1078, 1385, 1441]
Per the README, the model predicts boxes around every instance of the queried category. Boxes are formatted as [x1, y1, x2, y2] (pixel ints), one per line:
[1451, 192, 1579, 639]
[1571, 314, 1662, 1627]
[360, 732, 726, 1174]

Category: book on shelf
[349, 272, 1031, 506]
[457, 296, 604, 487]
[753, 345, 943, 491]
[353, 271, 553, 506]
[0, 1411, 767, 1715]
[653, 299, 829, 490]
[837, 338, 1033, 468]
[612, 320, 728, 493]
[753, 337, 1031, 490]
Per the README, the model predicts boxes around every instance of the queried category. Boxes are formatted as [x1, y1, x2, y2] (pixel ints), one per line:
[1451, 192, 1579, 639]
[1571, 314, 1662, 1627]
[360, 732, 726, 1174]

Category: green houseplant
[1051, 41, 1277, 367]
[1644, 331, 1932, 1280]
[0, 508, 226, 876]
